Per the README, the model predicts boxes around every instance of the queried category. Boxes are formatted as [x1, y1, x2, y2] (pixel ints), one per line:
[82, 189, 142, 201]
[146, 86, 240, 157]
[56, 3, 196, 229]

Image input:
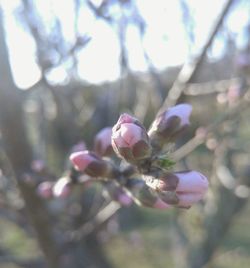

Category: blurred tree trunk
[0, 8, 114, 268]
[0, 7, 60, 268]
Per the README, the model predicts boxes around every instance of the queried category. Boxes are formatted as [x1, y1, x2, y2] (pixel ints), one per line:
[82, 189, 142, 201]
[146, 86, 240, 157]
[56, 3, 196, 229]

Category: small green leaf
[154, 154, 176, 170]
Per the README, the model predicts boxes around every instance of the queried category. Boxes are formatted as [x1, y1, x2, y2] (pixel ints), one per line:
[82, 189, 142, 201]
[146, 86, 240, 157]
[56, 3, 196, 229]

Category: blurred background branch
[0, 0, 250, 268]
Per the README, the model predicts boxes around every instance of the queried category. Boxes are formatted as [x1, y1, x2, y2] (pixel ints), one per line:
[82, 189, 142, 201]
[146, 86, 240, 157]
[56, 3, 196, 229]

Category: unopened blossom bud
[112, 113, 152, 163]
[53, 177, 71, 198]
[144, 170, 208, 208]
[37, 181, 53, 199]
[94, 127, 113, 156]
[174, 170, 208, 207]
[148, 104, 192, 150]
[70, 150, 117, 178]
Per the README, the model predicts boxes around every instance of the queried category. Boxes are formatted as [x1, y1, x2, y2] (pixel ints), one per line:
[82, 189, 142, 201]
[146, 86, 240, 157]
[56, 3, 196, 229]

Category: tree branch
[160, 0, 236, 111]
[172, 87, 250, 161]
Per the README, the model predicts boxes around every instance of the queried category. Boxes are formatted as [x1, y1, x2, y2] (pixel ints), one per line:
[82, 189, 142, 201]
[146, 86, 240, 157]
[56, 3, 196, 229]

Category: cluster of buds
[69, 103, 208, 210]
[38, 103, 208, 211]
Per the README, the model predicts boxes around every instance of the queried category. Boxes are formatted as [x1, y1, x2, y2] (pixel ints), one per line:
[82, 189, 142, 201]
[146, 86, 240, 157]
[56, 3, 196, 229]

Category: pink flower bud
[144, 170, 208, 207]
[165, 104, 192, 126]
[115, 113, 137, 124]
[70, 150, 115, 177]
[37, 181, 53, 199]
[148, 104, 192, 149]
[70, 141, 87, 153]
[94, 127, 113, 156]
[112, 113, 152, 163]
[175, 171, 208, 195]
[53, 177, 71, 198]
[175, 171, 208, 207]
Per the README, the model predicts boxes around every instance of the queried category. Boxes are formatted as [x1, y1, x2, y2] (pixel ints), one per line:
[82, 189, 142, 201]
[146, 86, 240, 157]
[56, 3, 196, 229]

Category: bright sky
[0, 0, 249, 88]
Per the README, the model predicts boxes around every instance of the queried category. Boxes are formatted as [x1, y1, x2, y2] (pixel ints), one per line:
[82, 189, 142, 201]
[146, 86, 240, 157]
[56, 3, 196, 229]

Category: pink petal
[166, 104, 192, 126]
[70, 151, 94, 171]
[112, 130, 130, 148]
[117, 113, 136, 124]
[175, 171, 209, 194]
[119, 123, 142, 147]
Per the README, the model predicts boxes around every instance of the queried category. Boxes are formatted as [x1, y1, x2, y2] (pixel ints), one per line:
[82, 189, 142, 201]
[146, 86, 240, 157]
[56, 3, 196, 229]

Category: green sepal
[155, 155, 176, 171]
